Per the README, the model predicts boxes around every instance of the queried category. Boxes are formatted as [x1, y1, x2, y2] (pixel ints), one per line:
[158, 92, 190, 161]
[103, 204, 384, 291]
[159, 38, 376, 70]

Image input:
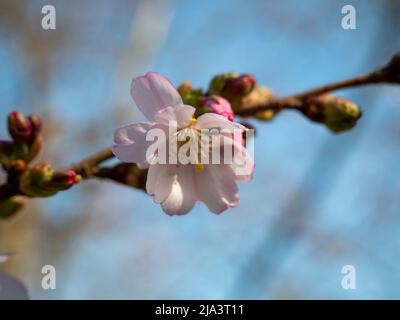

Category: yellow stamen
[195, 163, 204, 172]
[189, 118, 197, 126]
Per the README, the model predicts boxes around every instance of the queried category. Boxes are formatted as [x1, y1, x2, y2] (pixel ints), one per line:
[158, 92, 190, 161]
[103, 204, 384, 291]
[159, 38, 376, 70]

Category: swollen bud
[28, 115, 42, 136]
[45, 170, 81, 190]
[208, 73, 258, 111]
[240, 86, 277, 119]
[306, 94, 362, 133]
[197, 96, 234, 121]
[7, 112, 32, 144]
[26, 115, 43, 161]
[222, 74, 256, 99]
[19, 164, 81, 197]
[5, 112, 43, 162]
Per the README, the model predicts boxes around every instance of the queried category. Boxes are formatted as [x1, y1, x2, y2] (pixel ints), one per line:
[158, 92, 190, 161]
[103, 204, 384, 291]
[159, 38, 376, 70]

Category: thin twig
[68, 148, 114, 178]
[236, 69, 389, 116]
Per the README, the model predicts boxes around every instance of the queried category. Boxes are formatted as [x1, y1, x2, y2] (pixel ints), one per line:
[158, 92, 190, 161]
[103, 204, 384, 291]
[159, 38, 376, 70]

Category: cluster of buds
[0, 112, 81, 218]
[178, 74, 278, 122]
[208, 73, 256, 110]
[1, 112, 43, 170]
[303, 94, 362, 133]
[177, 81, 235, 121]
[19, 164, 81, 197]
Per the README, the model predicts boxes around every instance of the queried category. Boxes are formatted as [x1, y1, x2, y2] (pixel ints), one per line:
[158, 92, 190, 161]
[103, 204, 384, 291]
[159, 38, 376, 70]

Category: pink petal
[113, 122, 153, 145]
[131, 72, 183, 121]
[195, 113, 247, 131]
[161, 165, 197, 215]
[214, 136, 254, 183]
[154, 105, 195, 128]
[112, 122, 166, 165]
[195, 164, 239, 214]
[146, 164, 177, 204]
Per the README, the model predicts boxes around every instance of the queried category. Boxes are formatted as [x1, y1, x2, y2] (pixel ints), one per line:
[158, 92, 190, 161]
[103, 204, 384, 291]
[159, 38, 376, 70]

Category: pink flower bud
[7, 112, 32, 144]
[28, 115, 42, 136]
[49, 170, 81, 189]
[20, 165, 81, 197]
[198, 96, 234, 121]
[223, 74, 256, 98]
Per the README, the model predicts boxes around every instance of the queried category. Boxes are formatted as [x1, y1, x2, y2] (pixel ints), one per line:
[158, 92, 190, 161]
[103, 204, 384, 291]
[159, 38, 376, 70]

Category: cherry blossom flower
[112, 72, 254, 215]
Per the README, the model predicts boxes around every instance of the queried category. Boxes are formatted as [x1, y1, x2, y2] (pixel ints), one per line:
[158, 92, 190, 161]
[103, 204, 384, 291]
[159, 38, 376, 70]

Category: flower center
[189, 118, 197, 126]
[173, 117, 205, 171]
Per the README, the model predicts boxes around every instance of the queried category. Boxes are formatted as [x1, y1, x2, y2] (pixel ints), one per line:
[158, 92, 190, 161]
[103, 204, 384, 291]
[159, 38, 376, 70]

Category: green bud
[43, 170, 81, 191]
[20, 164, 56, 197]
[306, 94, 362, 133]
[177, 81, 203, 106]
[29, 164, 54, 182]
[0, 196, 26, 219]
[240, 86, 277, 119]
[20, 164, 81, 197]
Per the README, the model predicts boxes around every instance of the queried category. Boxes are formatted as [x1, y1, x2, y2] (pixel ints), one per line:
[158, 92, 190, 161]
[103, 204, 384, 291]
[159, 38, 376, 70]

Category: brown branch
[68, 148, 114, 178]
[236, 64, 398, 117]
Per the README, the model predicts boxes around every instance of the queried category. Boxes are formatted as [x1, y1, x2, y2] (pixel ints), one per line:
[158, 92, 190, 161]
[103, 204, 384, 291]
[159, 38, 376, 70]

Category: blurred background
[0, 0, 400, 299]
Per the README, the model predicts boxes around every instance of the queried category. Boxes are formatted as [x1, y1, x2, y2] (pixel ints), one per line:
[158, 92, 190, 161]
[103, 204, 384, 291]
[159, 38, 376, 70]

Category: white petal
[146, 164, 177, 204]
[195, 113, 247, 131]
[215, 136, 254, 183]
[112, 123, 166, 164]
[154, 105, 195, 128]
[161, 165, 197, 215]
[131, 72, 183, 121]
[195, 164, 239, 214]
[113, 122, 153, 144]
